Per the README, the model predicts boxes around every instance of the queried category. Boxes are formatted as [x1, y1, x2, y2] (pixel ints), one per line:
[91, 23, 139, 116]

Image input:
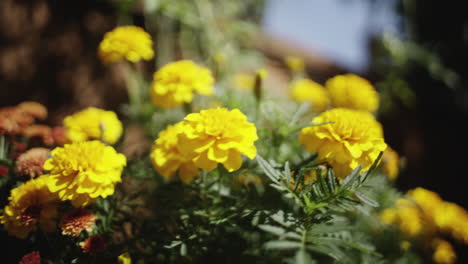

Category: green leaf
[295, 249, 315, 264]
[258, 224, 285, 236]
[340, 165, 362, 190]
[257, 155, 282, 183]
[355, 191, 379, 207]
[265, 240, 302, 250]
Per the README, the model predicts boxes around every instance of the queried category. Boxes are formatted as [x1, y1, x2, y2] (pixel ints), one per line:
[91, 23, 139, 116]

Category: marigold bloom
[150, 60, 214, 108]
[118, 252, 132, 264]
[63, 107, 123, 144]
[299, 108, 387, 179]
[284, 56, 305, 72]
[44, 141, 126, 207]
[0, 107, 34, 135]
[17, 101, 47, 120]
[380, 146, 400, 180]
[15, 148, 51, 179]
[98, 25, 154, 64]
[19, 251, 41, 264]
[80, 235, 106, 254]
[0, 176, 59, 239]
[432, 239, 456, 264]
[290, 78, 330, 112]
[178, 108, 258, 172]
[60, 208, 98, 236]
[379, 198, 423, 237]
[150, 122, 199, 183]
[23, 125, 54, 145]
[326, 74, 379, 112]
[408, 187, 468, 243]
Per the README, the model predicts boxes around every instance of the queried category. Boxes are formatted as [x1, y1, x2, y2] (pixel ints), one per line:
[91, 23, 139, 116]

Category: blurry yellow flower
[380, 146, 400, 180]
[150, 60, 214, 108]
[150, 122, 199, 183]
[0, 176, 59, 239]
[290, 78, 330, 112]
[299, 108, 387, 179]
[379, 198, 423, 237]
[44, 141, 126, 207]
[234, 73, 255, 92]
[63, 107, 123, 144]
[284, 56, 305, 72]
[326, 74, 379, 112]
[408, 187, 468, 243]
[98, 25, 154, 64]
[178, 108, 258, 172]
[432, 239, 456, 264]
[118, 252, 132, 264]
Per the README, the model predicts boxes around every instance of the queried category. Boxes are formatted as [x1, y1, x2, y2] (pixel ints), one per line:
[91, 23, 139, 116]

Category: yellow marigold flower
[98, 25, 154, 64]
[44, 141, 126, 207]
[299, 108, 387, 180]
[379, 198, 423, 237]
[290, 78, 330, 112]
[408, 187, 443, 220]
[178, 108, 258, 172]
[380, 146, 400, 180]
[326, 74, 379, 112]
[408, 187, 468, 243]
[0, 176, 59, 239]
[150, 60, 214, 108]
[63, 107, 123, 144]
[432, 239, 456, 264]
[150, 122, 199, 183]
[284, 56, 305, 72]
[118, 252, 132, 264]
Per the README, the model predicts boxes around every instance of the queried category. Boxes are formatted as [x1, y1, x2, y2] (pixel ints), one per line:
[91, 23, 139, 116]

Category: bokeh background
[2, 0, 468, 261]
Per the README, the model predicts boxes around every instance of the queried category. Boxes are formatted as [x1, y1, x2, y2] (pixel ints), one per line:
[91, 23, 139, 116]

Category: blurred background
[1, 1, 468, 260]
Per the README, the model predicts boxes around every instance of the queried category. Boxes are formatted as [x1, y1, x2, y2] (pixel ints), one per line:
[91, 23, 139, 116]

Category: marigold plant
[178, 107, 258, 172]
[326, 73, 380, 112]
[44, 140, 126, 207]
[150, 122, 199, 183]
[299, 108, 387, 179]
[290, 78, 330, 112]
[98, 25, 154, 64]
[150, 60, 214, 108]
[0, 176, 59, 239]
[63, 107, 123, 144]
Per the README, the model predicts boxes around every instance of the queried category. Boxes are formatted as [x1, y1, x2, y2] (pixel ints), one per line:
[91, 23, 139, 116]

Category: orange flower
[60, 208, 97, 237]
[17, 102, 47, 120]
[15, 148, 50, 179]
[80, 235, 106, 254]
[23, 125, 54, 145]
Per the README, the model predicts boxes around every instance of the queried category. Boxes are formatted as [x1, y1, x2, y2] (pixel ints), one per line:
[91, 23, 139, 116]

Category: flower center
[21, 204, 42, 226]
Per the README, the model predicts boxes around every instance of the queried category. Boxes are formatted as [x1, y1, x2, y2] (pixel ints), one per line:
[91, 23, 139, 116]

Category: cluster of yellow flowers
[380, 187, 468, 264]
[151, 108, 258, 182]
[289, 73, 379, 113]
[1, 102, 126, 239]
